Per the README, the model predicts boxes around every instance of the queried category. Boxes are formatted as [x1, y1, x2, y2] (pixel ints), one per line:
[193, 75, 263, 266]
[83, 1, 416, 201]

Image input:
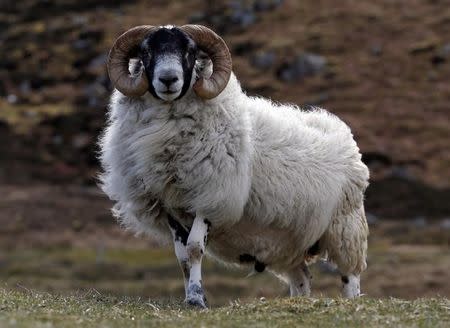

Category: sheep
[99, 24, 370, 308]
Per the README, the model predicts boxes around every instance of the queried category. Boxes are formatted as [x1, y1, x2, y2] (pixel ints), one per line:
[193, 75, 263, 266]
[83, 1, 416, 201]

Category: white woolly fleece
[99, 70, 369, 275]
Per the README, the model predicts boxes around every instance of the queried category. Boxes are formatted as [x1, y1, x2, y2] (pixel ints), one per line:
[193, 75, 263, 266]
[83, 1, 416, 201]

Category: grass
[0, 289, 448, 328]
[0, 247, 287, 306]
[0, 227, 449, 305]
[0, 222, 448, 326]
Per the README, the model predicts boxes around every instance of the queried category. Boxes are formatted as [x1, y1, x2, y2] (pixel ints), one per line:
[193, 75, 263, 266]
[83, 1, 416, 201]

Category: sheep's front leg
[186, 215, 210, 308]
[168, 216, 190, 299]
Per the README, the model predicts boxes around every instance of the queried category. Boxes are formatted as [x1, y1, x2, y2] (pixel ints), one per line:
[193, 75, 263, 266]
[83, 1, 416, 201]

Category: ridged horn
[180, 24, 232, 99]
[107, 25, 158, 97]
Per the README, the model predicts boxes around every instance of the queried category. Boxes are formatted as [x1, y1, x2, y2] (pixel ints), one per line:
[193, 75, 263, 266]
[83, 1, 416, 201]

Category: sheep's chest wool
[100, 79, 254, 239]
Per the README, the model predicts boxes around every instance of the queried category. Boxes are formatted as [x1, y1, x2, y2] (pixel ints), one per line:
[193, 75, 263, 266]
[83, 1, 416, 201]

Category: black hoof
[186, 295, 207, 309]
[186, 284, 207, 309]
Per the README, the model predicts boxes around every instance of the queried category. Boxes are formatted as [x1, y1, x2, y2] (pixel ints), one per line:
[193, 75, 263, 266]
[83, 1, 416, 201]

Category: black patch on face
[341, 276, 349, 284]
[307, 240, 320, 256]
[139, 27, 198, 100]
[168, 215, 189, 245]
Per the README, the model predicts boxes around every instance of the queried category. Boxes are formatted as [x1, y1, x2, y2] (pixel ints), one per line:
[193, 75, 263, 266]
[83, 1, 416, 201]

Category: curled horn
[107, 25, 158, 97]
[180, 24, 232, 99]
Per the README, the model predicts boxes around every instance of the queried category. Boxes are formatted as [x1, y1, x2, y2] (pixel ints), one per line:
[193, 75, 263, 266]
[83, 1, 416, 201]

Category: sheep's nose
[159, 75, 179, 87]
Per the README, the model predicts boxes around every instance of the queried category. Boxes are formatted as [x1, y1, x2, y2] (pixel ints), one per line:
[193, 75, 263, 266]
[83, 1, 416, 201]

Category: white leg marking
[186, 215, 209, 308]
[288, 264, 312, 297]
[342, 274, 360, 298]
[173, 237, 190, 297]
[168, 218, 190, 299]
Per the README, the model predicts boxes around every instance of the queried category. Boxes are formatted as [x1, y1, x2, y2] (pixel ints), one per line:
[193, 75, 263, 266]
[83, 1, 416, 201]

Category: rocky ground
[0, 0, 449, 302]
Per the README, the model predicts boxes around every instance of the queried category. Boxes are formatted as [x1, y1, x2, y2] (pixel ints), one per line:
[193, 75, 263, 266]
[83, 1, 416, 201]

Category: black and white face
[139, 27, 198, 102]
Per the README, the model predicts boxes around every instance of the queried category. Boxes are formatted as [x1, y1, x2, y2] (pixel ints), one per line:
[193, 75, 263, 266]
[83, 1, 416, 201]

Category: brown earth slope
[0, 0, 449, 219]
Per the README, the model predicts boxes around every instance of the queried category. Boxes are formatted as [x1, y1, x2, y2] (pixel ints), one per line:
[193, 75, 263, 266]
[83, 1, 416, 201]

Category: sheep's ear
[128, 58, 144, 77]
[195, 50, 213, 79]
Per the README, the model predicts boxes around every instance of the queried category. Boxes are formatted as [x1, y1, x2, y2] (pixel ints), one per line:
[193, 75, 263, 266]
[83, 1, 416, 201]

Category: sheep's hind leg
[287, 263, 312, 297]
[341, 274, 360, 298]
[185, 215, 210, 308]
[168, 216, 190, 300]
[321, 206, 368, 298]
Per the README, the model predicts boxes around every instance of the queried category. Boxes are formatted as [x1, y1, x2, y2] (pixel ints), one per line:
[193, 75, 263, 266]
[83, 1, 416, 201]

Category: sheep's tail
[320, 205, 369, 275]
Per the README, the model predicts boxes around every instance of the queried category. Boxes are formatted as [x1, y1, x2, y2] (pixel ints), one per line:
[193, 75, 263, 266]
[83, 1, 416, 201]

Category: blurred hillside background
[0, 0, 449, 306]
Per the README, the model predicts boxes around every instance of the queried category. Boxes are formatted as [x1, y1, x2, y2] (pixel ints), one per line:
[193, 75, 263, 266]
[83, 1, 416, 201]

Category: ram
[99, 24, 370, 308]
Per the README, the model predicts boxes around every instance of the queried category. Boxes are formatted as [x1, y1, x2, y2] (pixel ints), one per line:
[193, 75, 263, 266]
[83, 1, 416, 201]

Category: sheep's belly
[206, 218, 314, 272]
